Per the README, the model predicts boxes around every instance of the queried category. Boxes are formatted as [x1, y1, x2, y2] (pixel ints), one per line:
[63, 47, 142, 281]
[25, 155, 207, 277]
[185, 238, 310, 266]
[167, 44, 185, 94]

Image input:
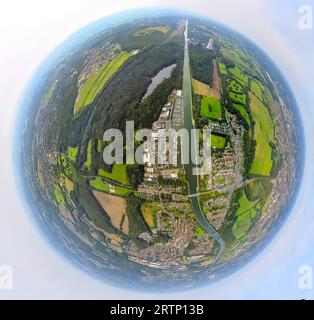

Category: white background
[0, 0, 314, 299]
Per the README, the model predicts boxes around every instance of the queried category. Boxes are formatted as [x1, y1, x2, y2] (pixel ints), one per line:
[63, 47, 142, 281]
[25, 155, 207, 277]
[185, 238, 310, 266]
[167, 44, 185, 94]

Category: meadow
[249, 93, 274, 176]
[200, 96, 222, 120]
[92, 190, 128, 233]
[133, 26, 169, 36]
[67, 146, 79, 162]
[251, 80, 264, 101]
[211, 134, 226, 149]
[230, 92, 246, 105]
[89, 177, 131, 196]
[74, 51, 133, 115]
[141, 202, 160, 228]
[229, 66, 249, 86]
[232, 190, 259, 240]
[98, 164, 130, 186]
[85, 140, 93, 170]
[229, 79, 243, 94]
[218, 62, 227, 76]
[233, 103, 252, 137]
[192, 78, 211, 96]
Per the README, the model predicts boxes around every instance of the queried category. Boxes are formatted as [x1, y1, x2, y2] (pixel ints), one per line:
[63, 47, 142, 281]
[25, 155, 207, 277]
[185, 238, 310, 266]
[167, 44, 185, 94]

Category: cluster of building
[143, 89, 183, 183]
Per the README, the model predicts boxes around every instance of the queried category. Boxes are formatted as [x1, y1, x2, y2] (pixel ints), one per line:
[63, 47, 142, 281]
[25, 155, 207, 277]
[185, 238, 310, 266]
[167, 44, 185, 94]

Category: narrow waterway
[182, 19, 225, 262]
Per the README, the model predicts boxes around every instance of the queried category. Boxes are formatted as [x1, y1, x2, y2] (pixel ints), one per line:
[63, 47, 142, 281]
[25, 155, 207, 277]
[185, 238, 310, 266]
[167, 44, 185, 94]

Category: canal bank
[182, 19, 225, 262]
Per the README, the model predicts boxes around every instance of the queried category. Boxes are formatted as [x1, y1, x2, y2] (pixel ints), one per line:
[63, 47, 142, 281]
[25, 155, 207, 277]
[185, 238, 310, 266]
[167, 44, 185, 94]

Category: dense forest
[189, 44, 215, 85]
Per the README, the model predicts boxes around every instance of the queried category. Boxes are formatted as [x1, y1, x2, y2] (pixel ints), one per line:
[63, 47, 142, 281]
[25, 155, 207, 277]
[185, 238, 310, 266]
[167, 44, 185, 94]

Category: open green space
[97, 139, 105, 153]
[141, 202, 160, 229]
[218, 62, 227, 76]
[41, 80, 57, 108]
[221, 48, 244, 68]
[67, 146, 79, 162]
[85, 140, 93, 170]
[251, 80, 263, 101]
[229, 79, 243, 94]
[133, 26, 169, 36]
[211, 134, 226, 149]
[236, 190, 258, 215]
[74, 51, 133, 115]
[89, 177, 131, 196]
[54, 185, 65, 206]
[216, 176, 225, 185]
[229, 66, 249, 86]
[247, 180, 272, 203]
[195, 226, 205, 238]
[98, 164, 129, 186]
[60, 173, 74, 195]
[200, 96, 222, 120]
[230, 92, 246, 105]
[249, 93, 274, 176]
[232, 190, 259, 240]
[233, 103, 252, 137]
[89, 177, 110, 192]
[57, 154, 78, 182]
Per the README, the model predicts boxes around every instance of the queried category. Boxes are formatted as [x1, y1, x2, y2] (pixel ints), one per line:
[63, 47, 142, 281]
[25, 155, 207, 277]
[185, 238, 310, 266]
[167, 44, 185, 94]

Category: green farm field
[229, 79, 243, 93]
[141, 202, 160, 228]
[251, 80, 264, 101]
[229, 66, 249, 86]
[218, 62, 227, 76]
[67, 146, 79, 162]
[233, 103, 252, 137]
[249, 93, 274, 176]
[200, 96, 222, 120]
[232, 190, 259, 239]
[98, 164, 129, 186]
[89, 177, 131, 196]
[74, 51, 133, 115]
[230, 92, 246, 105]
[133, 26, 169, 36]
[85, 140, 93, 170]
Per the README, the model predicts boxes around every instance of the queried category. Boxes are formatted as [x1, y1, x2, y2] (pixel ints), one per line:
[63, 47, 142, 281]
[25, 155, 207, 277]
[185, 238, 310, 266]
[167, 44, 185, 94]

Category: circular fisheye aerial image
[17, 9, 304, 291]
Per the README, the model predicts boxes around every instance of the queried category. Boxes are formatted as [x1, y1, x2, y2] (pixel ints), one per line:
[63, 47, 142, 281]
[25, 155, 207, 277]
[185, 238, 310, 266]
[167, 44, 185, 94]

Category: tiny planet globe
[17, 9, 304, 291]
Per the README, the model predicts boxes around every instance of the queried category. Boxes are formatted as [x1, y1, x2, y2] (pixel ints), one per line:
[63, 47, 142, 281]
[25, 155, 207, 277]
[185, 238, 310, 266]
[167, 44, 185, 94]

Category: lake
[143, 63, 176, 99]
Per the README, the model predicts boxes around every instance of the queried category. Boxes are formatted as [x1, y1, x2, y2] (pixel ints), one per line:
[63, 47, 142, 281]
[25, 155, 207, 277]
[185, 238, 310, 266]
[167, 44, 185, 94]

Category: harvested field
[92, 191, 128, 234]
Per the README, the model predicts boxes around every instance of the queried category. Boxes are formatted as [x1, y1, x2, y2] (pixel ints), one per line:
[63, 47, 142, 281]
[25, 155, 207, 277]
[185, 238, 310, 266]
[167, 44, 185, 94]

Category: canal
[182, 19, 225, 261]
